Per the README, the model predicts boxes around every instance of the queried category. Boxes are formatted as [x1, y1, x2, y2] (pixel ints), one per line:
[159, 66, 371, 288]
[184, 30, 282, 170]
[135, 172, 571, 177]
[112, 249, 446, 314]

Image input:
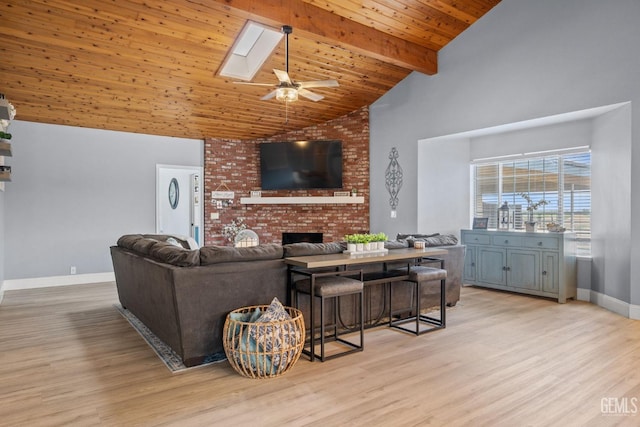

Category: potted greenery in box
[344, 234, 358, 252]
[371, 232, 387, 250]
[345, 233, 388, 252]
[520, 193, 548, 232]
[362, 233, 374, 251]
[344, 234, 367, 252]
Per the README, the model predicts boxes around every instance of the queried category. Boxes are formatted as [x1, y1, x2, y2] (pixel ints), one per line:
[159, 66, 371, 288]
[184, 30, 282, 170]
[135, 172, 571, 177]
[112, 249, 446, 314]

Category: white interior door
[156, 165, 203, 245]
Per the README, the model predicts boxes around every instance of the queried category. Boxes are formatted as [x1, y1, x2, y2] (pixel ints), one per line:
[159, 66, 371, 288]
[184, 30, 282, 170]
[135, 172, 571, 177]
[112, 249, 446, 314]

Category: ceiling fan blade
[261, 90, 278, 100]
[234, 82, 275, 86]
[273, 69, 292, 84]
[298, 79, 339, 89]
[298, 88, 324, 102]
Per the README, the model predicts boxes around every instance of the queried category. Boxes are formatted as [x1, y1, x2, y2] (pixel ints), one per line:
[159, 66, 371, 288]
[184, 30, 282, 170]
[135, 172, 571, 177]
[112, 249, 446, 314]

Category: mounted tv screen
[260, 140, 343, 190]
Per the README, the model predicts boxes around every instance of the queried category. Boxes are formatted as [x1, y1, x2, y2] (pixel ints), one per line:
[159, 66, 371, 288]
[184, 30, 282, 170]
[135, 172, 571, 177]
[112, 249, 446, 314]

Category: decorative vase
[363, 243, 372, 251]
[347, 243, 356, 252]
[356, 243, 364, 252]
[525, 222, 537, 232]
[377, 241, 385, 250]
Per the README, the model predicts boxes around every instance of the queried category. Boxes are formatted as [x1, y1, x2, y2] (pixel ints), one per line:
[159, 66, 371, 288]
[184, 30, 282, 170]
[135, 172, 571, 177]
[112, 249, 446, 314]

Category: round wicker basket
[223, 305, 305, 379]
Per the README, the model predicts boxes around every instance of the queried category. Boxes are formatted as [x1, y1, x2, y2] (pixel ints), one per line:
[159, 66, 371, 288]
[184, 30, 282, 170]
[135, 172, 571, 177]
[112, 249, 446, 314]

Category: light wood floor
[1, 283, 640, 427]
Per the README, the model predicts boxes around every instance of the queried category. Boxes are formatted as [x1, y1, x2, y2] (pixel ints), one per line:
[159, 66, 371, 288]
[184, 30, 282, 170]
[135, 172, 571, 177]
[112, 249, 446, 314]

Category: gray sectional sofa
[111, 234, 465, 367]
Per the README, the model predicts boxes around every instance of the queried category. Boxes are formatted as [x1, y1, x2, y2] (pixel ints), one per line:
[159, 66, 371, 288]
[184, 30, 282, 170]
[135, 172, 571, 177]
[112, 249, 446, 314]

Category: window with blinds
[472, 152, 591, 255]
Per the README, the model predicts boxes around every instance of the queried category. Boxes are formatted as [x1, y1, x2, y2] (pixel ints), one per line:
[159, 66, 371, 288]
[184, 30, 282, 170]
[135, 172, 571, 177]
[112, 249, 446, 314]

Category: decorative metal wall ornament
[385, 147, 403, 211]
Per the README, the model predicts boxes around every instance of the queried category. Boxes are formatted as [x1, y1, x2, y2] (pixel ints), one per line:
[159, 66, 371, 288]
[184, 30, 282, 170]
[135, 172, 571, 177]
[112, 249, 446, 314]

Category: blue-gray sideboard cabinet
[460, 229, 577, 303]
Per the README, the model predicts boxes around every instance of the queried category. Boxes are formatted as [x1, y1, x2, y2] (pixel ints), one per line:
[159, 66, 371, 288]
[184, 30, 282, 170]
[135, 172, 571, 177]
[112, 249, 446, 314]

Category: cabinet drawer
[492, 236, 523, 247]
[523, 236, 559, 250]
[463, 233, 491, 245]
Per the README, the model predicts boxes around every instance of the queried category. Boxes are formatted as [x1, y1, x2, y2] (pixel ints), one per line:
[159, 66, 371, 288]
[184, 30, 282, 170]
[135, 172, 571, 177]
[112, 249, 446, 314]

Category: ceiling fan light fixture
[276, 87, 298, 102]
[234, 25, 338, 105]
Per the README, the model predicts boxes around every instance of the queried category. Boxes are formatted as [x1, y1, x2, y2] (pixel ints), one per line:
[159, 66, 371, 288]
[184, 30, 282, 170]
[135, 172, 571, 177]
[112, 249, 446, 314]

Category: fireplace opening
[282, 232, 323, 245]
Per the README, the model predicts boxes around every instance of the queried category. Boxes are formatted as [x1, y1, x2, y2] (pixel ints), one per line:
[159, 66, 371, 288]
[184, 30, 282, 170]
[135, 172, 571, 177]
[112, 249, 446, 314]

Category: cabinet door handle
[542, 270, 547, 276]
[538, 242, 543, 246]
[507, 266, 511, 271]
[504, 240, 509, 244]
[471, 262, 475, 267]
[502, 266, 507, 271]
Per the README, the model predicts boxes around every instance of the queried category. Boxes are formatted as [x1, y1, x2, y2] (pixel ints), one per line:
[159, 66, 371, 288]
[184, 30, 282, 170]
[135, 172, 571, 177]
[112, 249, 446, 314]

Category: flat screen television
[259, 140, 343, 190]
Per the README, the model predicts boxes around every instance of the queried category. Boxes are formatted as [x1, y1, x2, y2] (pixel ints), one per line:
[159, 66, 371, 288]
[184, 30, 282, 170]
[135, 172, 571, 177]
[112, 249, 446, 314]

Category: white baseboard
[630, 304, 640, 320]
[577, 287, 640, 320]
[576, 288, 591, 302]
[2, 272, 115, 291]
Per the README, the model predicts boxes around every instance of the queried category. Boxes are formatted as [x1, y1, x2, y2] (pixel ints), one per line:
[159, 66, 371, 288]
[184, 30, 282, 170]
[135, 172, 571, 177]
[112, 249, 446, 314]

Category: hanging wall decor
[385, 147, 403, 213]
[211, 182, 235, 208]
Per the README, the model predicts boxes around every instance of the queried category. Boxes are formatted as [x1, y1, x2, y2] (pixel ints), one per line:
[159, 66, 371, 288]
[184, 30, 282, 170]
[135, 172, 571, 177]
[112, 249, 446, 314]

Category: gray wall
[0, 190, 4, 295]
[416, 137, 470, 236]
[370, 0, 640, 305]
[591, 106, 632, 302]
[4, 121, 202, 280]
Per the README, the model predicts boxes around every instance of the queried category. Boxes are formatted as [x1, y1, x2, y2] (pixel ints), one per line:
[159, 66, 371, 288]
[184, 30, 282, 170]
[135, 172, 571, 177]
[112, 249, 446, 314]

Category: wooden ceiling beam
[205, 0, 438, 75]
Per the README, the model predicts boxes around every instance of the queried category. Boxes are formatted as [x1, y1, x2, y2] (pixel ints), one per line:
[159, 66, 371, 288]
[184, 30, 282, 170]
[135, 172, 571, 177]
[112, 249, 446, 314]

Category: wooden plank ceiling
[0, 0, 500, 140]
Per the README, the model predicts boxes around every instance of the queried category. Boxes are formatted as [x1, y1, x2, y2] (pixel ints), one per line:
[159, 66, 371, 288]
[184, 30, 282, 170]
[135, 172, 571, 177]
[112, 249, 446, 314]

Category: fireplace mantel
[240, 196, 364, 205]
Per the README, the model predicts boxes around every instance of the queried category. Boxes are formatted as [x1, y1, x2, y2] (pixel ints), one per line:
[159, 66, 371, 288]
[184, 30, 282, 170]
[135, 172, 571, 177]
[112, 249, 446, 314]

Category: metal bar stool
[294, 270, 364, 361]
[389, 259, 447, 335]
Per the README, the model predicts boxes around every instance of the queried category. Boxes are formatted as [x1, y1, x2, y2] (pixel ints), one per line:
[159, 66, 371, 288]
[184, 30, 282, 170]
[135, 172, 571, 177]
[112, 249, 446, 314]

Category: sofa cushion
[396, 233, 440, 240]
[408, 234, 459, 247]
[200, 243, 283, 265]
[117, 234, 145, 250]
[149, 241, 200, 267]
[131, 237, 162, 255]
[282, 242, 344, 257]
[385, 240, 409, 249]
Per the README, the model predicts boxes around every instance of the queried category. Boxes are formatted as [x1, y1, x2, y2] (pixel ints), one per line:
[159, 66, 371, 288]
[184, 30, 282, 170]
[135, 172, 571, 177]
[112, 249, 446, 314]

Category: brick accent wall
[204, 106, 370, 245]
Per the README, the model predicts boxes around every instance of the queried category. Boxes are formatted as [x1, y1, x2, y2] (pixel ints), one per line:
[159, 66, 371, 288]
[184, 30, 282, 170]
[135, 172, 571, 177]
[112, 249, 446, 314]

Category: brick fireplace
[204, 106, 370, 246]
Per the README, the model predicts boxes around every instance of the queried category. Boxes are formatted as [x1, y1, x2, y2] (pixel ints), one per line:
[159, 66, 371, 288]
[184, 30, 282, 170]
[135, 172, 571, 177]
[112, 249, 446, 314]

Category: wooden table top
[284, 247, 448, 269]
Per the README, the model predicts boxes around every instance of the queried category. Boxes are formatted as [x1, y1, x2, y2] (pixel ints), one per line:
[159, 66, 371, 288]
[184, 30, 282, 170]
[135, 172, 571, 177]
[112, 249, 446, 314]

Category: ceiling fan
[235, 25, 339, 102]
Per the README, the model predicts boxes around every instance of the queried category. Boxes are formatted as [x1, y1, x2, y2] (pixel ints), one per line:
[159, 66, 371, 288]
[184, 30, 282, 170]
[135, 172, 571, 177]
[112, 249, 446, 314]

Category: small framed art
[472, 217, 489, 229]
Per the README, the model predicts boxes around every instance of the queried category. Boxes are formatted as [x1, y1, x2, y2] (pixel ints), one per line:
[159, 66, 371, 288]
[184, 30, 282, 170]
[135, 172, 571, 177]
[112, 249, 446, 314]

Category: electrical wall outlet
[210, 212, 219, 220]
[70, 266, 76, 275]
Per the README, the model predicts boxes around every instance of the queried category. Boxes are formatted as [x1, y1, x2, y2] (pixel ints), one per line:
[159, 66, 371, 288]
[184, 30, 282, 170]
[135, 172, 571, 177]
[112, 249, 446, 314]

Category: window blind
[472, 151, 591, 255]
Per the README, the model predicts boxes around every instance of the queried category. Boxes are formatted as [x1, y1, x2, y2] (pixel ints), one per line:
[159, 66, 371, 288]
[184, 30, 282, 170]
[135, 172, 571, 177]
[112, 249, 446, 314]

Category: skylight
[219, 22, 283, 81]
